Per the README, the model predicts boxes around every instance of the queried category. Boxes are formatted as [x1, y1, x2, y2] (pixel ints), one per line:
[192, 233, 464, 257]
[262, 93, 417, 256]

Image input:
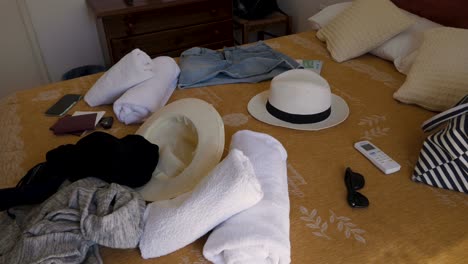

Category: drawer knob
[126, 23, 134, 34]
[210, 9, 218, 15]
[214, 29, 220, 35]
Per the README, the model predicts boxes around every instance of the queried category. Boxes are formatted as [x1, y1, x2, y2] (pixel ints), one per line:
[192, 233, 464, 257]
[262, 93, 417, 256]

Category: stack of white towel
[139, 130, 291, 264]
[139, 148, 264, 259]
[204, 130, 291, 264]
[84, 49, 180, 124]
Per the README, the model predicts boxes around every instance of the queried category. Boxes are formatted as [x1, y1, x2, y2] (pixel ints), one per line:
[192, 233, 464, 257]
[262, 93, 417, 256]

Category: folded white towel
[113, 56, 180, 124]
[139, 148, 263, 259]
[203, 130, 291, 264]
[84, 49, 154, 107]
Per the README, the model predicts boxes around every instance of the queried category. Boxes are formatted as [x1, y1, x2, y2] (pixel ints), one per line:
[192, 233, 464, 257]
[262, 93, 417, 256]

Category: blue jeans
[178, 42, 301, 88]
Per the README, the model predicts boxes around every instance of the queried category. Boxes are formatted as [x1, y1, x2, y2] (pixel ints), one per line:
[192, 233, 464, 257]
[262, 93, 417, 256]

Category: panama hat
[248, 69, 349, 130]
[135, 98, 225, 201]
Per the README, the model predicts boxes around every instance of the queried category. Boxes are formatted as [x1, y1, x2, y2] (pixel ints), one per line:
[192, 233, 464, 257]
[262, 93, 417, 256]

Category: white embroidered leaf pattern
[333, 212, 367, 244]
[354, 234, 366, 243]
[300, 206, 331, 240]
[337, 216, 350, 221]
[333, 89, 363, 106]
[312, 232, 324, 237]
[301, 207, 366, 243]
[428, 188, 459, 207]
[300, 206, 308, 215]
[361, 127, 390, 140]
[338, 222, 344, 231]
[287, 163, 308, 198]
[32, 90, 61, 101]
[358, 115, 386, 126]
[179, 256, 190, 264]
[195, 89, 223, 106]
[351, 229, 366, 234]
[343, 60, 399, 87]
[345, 228, 351, 238]
[321, 222, 328, 232]
[404, 159, 416, 168]
[222, 113, 248, 127]
[310, 209, 317, 218]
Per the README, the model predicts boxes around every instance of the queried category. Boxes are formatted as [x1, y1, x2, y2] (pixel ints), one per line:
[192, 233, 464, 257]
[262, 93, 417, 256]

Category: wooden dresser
[87, 0, 234, 65]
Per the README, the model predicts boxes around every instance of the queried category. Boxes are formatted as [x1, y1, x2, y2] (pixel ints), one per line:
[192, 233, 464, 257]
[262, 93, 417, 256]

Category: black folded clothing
[0, 131, 159, 211]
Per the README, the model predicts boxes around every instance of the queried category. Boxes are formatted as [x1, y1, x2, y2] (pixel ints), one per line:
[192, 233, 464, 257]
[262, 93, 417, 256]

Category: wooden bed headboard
[391, 0, 468, 29]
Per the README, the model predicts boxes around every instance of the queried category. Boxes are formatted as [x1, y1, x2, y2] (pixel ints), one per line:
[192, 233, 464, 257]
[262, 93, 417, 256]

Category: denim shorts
[178, 42, 301, 88]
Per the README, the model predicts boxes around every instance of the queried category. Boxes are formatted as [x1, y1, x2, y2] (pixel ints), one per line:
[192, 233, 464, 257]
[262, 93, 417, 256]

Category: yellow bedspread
[1, 31, 467, 264]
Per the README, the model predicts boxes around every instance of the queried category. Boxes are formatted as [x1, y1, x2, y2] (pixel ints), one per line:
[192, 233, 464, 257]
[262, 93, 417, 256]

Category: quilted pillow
[316, 0, 413, 62]
[308, 2, 351, 30]
[394, 27, 468, 111]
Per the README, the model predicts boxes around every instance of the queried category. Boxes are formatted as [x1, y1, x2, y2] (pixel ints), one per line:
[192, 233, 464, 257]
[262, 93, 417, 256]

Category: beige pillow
[394, 27, 468, 111]
[316, 0, 413, 62]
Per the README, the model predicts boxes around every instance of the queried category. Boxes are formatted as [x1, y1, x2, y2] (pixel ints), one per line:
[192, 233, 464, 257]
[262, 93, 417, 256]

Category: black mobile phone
[45, 94, 82, 116]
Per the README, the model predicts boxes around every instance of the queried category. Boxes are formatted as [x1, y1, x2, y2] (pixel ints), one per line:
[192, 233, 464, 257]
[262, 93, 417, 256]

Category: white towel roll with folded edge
[203, 130, 291, 264]
[139, 148, 264, 259]
[84, 49, 154, 107]
[113, 56, 180, 124]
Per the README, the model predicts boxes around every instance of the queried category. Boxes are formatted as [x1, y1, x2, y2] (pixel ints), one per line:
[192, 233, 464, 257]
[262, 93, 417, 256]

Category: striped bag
[413, 95, 468, 193]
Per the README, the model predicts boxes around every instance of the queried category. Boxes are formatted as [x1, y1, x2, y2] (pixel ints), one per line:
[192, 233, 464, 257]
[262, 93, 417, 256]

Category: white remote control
[354, 141, 401, 174]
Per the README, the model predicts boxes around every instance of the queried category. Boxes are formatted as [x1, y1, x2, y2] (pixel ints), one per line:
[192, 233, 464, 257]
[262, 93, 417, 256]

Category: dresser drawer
[152, 40, 234, 58]
[103, 0, 232, 39]
[110, 20, 233, 61]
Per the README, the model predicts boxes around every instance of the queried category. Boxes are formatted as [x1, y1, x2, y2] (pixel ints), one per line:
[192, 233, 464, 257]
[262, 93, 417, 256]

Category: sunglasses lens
[346, 167, 365, 190]
[347, 191, 369, 208]
[345, 167, 369, 208]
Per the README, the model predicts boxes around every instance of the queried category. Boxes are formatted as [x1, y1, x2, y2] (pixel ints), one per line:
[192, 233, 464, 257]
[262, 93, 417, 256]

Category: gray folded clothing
[0, 177, 145, 264]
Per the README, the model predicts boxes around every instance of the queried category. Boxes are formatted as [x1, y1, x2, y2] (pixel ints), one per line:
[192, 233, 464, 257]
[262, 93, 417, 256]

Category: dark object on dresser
[87, 0, 234, 65]
[233, 11, 291, 44]
[233, 0, 280, 20]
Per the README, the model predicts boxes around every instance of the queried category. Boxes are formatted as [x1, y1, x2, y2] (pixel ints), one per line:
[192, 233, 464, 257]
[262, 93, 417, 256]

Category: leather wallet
[50, 113, 97, 135]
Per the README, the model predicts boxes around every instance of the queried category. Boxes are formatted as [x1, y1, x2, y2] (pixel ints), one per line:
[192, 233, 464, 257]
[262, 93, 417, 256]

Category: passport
[50, 113, 97, 135]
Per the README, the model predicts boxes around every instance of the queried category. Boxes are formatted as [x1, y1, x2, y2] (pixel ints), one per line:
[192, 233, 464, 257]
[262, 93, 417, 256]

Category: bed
[1, 1, 467, 263]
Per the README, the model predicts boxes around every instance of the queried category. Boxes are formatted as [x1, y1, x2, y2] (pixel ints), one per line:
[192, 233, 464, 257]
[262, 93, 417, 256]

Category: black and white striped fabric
[413, 95, 468, 193]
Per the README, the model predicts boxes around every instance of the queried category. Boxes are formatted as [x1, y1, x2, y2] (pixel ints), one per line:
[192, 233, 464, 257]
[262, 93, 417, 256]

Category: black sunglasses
[345, 167, 369, 208]
[98, 116, 114, 129]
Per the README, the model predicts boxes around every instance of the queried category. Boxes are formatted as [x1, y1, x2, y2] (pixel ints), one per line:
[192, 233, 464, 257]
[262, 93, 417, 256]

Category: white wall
[0, 1, 47, 99]
[25, 0, 104, 82]
[278, 0, 347, 33]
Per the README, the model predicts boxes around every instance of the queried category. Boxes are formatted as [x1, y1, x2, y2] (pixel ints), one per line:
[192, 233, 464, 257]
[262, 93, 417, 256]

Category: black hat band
[266, 100, 331, 124]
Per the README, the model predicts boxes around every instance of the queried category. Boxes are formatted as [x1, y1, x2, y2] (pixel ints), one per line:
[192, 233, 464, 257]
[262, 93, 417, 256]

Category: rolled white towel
[84, 49, 154, 107]
[113, 56, 180, 124]
[203, 130, 291, 264]
[139, 148, 264, 259]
